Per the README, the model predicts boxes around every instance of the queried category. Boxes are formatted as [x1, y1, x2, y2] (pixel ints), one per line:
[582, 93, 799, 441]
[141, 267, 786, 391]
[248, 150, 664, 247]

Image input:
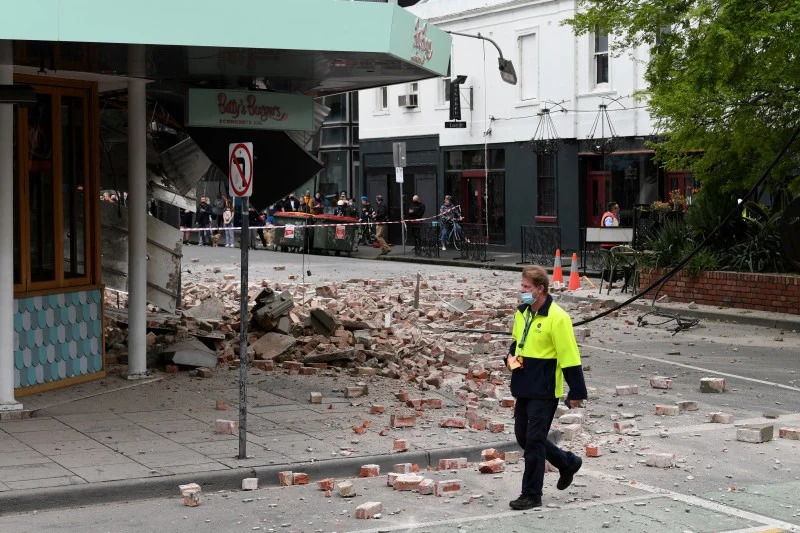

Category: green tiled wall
[13, 290, 103, 388]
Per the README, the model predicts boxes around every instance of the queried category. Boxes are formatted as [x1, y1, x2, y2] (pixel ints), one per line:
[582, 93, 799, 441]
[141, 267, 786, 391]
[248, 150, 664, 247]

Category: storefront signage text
[412, 19, 433, 65]
[186, 89, 313, 131]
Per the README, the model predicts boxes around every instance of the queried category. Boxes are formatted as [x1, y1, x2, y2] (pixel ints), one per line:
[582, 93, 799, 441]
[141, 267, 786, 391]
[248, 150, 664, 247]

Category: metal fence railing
[520, 225, 561, 266]
[459, 223, 489, 262]
[412, 221, 441, 259]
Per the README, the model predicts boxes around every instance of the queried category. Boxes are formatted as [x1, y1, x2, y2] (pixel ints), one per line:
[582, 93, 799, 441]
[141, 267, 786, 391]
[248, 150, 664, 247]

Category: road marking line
[347, 493, 665, 533]
[582, 344, 800, 393]
[580, 469, 800, 532]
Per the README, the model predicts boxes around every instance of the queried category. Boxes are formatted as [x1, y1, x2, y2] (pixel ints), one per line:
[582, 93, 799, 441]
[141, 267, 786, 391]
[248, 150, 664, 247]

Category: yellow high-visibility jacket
[507, 295, 587, 401]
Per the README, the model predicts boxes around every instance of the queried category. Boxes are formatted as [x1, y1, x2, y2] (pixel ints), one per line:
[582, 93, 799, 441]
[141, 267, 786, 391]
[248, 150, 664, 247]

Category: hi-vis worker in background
[601, 202, 620, 227]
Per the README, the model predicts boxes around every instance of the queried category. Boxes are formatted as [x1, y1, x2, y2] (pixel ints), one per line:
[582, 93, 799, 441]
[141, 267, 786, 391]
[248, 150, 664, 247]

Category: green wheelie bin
[312, 215, 359, 256]
[273, 212, 314, 253]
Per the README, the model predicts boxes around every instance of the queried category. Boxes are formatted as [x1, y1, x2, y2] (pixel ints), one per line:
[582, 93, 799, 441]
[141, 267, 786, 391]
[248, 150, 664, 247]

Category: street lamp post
[446, 31, 517, 85]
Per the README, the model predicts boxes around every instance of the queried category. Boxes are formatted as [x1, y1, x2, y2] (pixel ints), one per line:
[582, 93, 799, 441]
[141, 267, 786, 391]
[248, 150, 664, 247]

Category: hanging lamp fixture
[584, 103, 620, 155]
[529, 108, 562, 155]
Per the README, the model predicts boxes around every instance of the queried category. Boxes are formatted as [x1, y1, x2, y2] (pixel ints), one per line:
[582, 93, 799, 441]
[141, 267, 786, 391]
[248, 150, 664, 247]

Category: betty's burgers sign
[186, 89, 313, 131]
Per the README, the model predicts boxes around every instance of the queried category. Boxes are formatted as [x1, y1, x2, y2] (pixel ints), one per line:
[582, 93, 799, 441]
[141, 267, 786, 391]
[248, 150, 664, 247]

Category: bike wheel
[451, 228, 462, 251]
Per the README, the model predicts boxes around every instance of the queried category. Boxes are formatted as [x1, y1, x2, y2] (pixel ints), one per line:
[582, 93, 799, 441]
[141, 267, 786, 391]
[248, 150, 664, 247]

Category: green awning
[2, 0, 450, 94]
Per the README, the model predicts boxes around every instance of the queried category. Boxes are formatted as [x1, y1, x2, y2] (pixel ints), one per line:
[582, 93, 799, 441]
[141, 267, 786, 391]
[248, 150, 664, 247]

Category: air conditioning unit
[398, 94, 418, 108]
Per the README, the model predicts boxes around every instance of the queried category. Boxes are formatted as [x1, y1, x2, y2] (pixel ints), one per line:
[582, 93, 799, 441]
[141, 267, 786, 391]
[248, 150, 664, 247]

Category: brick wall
[639, 269, 800, 315]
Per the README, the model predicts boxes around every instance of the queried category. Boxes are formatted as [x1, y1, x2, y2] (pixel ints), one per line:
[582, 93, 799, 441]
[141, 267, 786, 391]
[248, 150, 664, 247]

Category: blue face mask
[520, 292, 535, 305]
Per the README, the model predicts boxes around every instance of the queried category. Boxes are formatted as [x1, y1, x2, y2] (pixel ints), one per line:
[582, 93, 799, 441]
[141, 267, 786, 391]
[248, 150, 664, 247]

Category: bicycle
[441, 219, 463, 251]
[358, 220, 377, 246]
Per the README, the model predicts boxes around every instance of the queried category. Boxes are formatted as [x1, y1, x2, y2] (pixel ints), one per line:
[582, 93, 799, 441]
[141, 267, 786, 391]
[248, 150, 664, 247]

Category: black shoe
[557, 457, 582, 490]
[509, 495, 542, 510]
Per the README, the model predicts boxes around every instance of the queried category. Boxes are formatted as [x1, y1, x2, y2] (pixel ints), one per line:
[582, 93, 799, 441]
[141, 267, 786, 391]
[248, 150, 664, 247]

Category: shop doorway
[587, 170, 612, 227]
[461, 170, 486, 225]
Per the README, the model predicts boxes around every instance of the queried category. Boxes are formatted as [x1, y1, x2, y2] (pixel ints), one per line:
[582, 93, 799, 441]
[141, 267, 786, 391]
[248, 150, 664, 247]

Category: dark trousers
[514, 397, 577, 498]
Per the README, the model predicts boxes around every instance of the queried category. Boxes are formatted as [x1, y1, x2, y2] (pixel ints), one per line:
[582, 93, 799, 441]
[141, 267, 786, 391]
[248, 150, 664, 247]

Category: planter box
[639, 269, 800, 315]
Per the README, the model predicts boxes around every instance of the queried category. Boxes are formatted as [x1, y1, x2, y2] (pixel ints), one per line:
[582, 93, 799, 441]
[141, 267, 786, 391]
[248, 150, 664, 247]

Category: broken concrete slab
[161, 338, 217, 368]
[309, 308, 337, 336]
[447, 298, 473, 314]
[249, 332, 297, 360]
[182, 297, 226, 321]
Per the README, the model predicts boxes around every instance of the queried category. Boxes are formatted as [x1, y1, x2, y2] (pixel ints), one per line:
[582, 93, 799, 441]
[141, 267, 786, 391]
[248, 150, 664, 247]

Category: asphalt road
[2, 246, 797, 532]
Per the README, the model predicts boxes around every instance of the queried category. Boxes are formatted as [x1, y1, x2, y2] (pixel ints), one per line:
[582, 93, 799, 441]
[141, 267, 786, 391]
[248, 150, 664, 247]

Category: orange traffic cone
[551, 249, 564, 285]
[568, 252, 581, 291]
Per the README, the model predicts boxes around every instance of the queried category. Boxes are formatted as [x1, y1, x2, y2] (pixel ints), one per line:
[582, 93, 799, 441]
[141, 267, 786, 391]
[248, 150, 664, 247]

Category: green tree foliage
[567, 1, 800, 201]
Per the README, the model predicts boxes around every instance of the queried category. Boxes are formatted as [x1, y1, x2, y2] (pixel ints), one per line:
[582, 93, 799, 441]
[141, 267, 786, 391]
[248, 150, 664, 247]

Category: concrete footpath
[0, 243, 798, 517]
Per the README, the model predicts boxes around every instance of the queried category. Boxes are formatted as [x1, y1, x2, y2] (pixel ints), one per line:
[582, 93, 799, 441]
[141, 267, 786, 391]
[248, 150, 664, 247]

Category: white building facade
[359, 0, 694, 252]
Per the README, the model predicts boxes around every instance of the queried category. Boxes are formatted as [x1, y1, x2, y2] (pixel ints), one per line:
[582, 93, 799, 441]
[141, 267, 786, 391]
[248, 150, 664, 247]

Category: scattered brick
[214, 419, 237, 435]
[215, 400, 229, 411]
[241, 478, 258, 491]
[439, 416, 467, 429]
[418, 478, 435, 495]
[299, 367, 317, 376]
[359, 464, 380, 477]
[434, 479, 463, 497]
[560, 423, 583, 440]
[386, 473, 400, 487]
[390, 413, 416, 428]
[355, 501, 382, 519]
[585, 444, 602, 457]
[700, 377, 726, 393]
[488, 421, 505, 433]
[737, 424, 773, 443]
[559, 413, 584, 425]
[707, 413, 734, 425]
[615, 385, 639, 396]
[392, 439, 409, 452]
[370, 404, 385, 414]
[614, 421, 638, 434]
[425, 398, 443, 409]
[503, 451, 522, 464]
[645, 453, 676, 468]
[655, 405, 680, 416]
[317, 478, 335, 491]
[394, 474, 425, 491]
[292, 473, 309, 485]
[345, 385, 367, 399]
[500, 397, 516, 408]
[393, 463, 413, 474]
[479, 458, 505, 473]
[649, 376, 673, 389]
[309, 392, 322, 404]
[337, 481, 356, 498]
[677, 400, 699, 412]
[481, 448, 501, 461]
[278, 471, 293, 486]
[439, 457, 468, 470]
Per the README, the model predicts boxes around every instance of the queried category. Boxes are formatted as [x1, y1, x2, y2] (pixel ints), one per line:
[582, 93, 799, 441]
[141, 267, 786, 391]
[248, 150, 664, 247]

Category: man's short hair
[522, 265, 550, 294]
[607, 202, 618, 211]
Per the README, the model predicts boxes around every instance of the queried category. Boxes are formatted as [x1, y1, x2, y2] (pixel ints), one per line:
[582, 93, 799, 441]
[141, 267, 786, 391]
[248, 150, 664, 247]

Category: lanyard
[518, 307, 538, 351]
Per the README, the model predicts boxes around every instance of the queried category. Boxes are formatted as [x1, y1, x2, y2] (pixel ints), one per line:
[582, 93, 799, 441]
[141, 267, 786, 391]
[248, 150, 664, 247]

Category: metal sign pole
[400, 182, 406, 255]
[238, 200, 249, 459]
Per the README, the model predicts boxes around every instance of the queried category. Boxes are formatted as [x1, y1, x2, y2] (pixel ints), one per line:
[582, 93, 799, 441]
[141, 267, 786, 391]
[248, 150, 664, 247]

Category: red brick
[439, 416, 467, 429]
[317, 478, 335, 491]
[370, 404, 385, 414]
[278, 471, 293, 486]
[393, 474, 425, 491]
[390, 413, 416, 428]
[479, 458, 505, 473]
[481, 448, 501, 461]
[434, 479, 463, 496]
[488, 421, 505, 433]
[779, 427, 800, 440]
[354, 501, 382, 519]
[585, 444, 602, 457]
[292, 473, 309, 485]
[392, 439, 408, 452]
[424, 398, 443, 409]
[359, 464, 380, 477]
[214, 419, 237, 435]
[438, 457, 468, 470]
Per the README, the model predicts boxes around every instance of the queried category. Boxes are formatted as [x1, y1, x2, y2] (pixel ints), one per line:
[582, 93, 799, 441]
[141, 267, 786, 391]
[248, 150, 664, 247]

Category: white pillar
[0, 40, 22, 410]
[127, 45, 149, 379]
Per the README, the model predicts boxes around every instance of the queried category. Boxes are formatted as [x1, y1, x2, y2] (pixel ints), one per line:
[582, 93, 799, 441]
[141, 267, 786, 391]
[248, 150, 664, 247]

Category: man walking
[506, 265, 587, 510]
[373, 194, 391, 255]
[196, 196, 213, 246]
[407, 194, 425, 250]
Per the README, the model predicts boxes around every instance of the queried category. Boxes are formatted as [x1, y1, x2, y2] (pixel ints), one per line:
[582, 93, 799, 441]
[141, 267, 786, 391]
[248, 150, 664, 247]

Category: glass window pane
[320, 126, 348, 147]
[596, 54, 609, 84]
[323, 94, 347, 122]
[446, 151, 463, 170]
[62, 95, 87, 278]
[595, 28, 608, 52]
[318, 151, 348, 206]
[28, 93, 56, 283]
[351, 93, 359, 123]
